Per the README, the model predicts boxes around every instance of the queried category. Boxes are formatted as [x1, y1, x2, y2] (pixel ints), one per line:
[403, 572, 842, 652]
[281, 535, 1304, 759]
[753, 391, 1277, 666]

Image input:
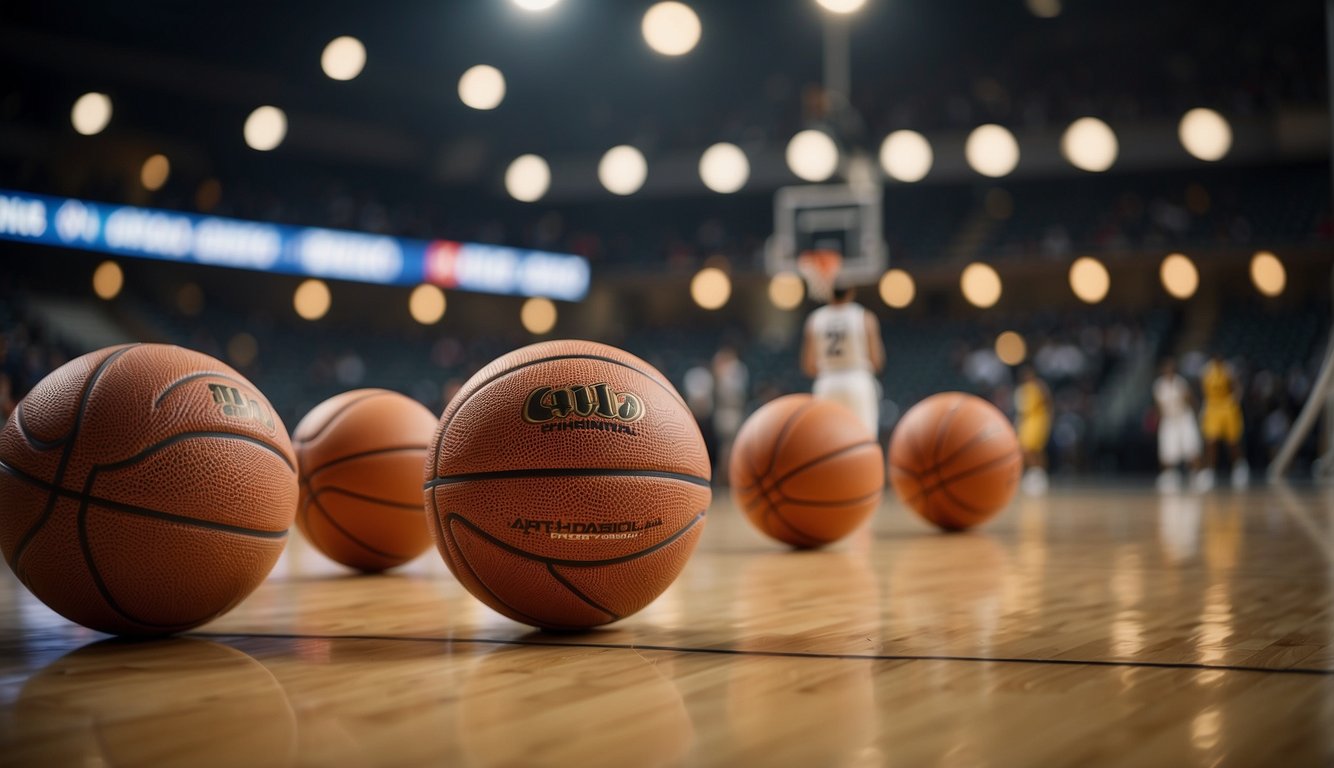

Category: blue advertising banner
[0, 189, 590, 301]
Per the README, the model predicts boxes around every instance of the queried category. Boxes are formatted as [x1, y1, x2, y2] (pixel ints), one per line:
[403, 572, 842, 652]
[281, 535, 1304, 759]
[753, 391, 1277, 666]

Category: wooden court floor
[1, 485, 1332, 767]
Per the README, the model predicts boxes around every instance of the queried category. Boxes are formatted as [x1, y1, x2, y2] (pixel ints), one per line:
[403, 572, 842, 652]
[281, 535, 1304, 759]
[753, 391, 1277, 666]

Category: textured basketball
[729, 394, 884, 548]
[0, 344, 297, 635]
[294, 389, 437, 572]
[888, 392, 1021, 531]
[425, 340, 710, 630]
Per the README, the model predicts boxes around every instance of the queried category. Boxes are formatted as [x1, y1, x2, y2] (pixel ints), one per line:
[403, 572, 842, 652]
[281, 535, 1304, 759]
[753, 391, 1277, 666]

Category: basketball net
[797, 249, 843, 303]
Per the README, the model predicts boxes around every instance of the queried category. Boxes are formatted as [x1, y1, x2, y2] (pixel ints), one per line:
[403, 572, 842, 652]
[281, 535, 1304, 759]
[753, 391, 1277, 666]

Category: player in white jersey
[800, 285, 885, 437]
[1153, 357, 1201, 493]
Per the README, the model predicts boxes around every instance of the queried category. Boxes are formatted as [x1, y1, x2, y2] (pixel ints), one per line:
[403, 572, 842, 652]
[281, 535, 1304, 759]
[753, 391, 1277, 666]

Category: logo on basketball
[208, 383, 275, 430]
[523, 383, 645, 425]
[510, 516, 663, 540]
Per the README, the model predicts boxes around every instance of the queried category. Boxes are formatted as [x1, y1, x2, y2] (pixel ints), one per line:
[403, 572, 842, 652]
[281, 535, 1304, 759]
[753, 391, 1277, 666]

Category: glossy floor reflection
[2, 486, 1333, 766]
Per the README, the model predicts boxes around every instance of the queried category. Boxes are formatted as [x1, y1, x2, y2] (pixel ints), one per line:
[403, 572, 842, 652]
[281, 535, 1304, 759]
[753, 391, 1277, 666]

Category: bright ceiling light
[879, 130, 933, 182]
[768, 272, 804, 309]
[459, 65, 506, 110]
[244, 106, 287, 151]
[71, 92, 112, 136]
[505, 154, 551, 202]
[1061, 117, 1118, 172]
[140, 154, 170, 191]
[1160, 253, 1199, 299]
[879, 269, 915, 308]
[1178, 108, 1232, 161]
[961, 262, 1002, 308]
[521, 297, 557, 334]
[1250, 251, 1286, 297]
[965, 124, 1019, 178]
[815, 0, 867, 13]
[691, 267, 731, 309]
[1068, 257, 1110, 304]
[699, 142, 749, 193]
[513, 0, 561, 10]
[786, 129, 839, 182]
[598, 145, 648, 195]
[642, 2, 701, 56]
[321, 36, 366, 81]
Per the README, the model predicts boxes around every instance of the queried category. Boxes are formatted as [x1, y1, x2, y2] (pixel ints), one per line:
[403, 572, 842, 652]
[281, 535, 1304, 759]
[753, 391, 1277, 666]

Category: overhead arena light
[1068, 256, 1110, 303]
[321, 36, 366, 81]
[140, 154, 171, 192]
[691, 267, 731, 309]
[879, 268, 915, 308]
[92, 260, 123, 300]
[879, 130, 933, 183]
[965, 124, 1019, 178]
[1250, 251, 1285, 297]
[1160, 253, 1199, 299]
[521, 297, 557, 334]
[995, 331, 1027, 366]
[458, 65, 506, 110]
[1025, 0, 1062, 18]
[768, 271, 804, 309]
[505, 154, 551, 202]
[1061, 117, 1118, 172]
[960, 262, 1002, 308]
[512, 0, 561, 11]
[409, 284, 447, 325]
[815, 0, 867, 13]
[1178, 108, 1232, 162]
[294, 278, 331, 320]
[786, 129, 839, 182]
[71, 92, 112, 136]
[244, 106, 287, 151]
[598, 145, 648, 195]
[699, 143, 749, 194]
[642, 2, 701, 56]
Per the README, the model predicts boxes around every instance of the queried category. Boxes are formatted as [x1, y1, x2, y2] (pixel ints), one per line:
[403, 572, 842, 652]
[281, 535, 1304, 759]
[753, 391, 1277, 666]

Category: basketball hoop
[797, 249, 843, 302]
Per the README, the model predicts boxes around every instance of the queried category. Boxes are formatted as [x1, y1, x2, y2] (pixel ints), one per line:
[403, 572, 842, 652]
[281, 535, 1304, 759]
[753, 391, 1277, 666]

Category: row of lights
[683, 250, 1288, 312]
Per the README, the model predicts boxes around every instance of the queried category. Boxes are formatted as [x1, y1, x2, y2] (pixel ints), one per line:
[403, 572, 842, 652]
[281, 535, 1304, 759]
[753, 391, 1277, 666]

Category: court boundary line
[191, 630, 1334, 676]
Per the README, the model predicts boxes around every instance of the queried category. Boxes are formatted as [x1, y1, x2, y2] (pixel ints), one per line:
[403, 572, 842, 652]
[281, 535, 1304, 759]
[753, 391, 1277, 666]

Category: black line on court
[190, 630, 1334, 677]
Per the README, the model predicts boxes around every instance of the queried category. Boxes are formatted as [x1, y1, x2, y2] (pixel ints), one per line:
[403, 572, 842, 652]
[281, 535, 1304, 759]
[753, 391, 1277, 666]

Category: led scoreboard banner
[0, 189, 590, 301]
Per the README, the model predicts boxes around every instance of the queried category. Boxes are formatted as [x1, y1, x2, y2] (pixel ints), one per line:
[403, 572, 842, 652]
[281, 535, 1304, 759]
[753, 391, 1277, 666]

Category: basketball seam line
[442, 509, 706, 568]
[96, 430, 296, 473]
[292, 389, 394, 445]
[0, 456, 289, 540]
[309, 485, 423, 511]
[303, 445, 429, 480]
[432, 352, 689, 475]
[764, 440, 882, 490]
[762, 400, 820, 480]
[13, 403, 65, 451]
[191, 631, 1334, 677]
[12, 344, 138, 577]
[443, 517, 573, 629]
[425, 467, 711, 489]
[773, 487, 885, 508]
[929, 398, 967, 470]
[910, 452, 1022, 509]
[546, 563, 619, 620]
[153, 370, 253, 408]
[307, 490, 414, 560]
[761, 496, 823, 547]
[930, 423, 1008, 475]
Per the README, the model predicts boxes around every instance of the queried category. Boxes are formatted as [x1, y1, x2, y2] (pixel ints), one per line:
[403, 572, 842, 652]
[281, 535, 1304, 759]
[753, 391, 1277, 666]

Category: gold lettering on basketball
[523, 384, 645, 425]
[207, 383, 275, 429]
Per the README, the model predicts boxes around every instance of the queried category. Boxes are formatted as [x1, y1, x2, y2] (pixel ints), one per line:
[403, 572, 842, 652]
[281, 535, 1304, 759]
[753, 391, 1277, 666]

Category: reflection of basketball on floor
[294, 389, 437, 572]
[13, 638, 296, 768]
[730, 394, 884, 548]
[0, 344, 296, 635]
[457, 647, 693, 768]
[888, 392, 1021, 531]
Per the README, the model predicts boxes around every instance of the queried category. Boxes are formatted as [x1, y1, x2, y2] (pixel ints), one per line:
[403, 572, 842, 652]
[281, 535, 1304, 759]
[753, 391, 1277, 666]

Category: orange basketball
[888, 392, 1021, 531]
[425, 340, 710, 630]
[729, 394, 884, 548]
[0, 344, 296, 635]
[294, 389, 437, 573]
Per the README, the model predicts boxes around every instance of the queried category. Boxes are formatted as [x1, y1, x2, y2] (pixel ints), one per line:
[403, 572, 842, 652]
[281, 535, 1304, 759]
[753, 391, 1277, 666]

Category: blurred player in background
[1015, 366, 1052, 494]
[801, 283, 884, 438]
[1152, 357, 1201, 493]
[1197, 353, 1248, 489]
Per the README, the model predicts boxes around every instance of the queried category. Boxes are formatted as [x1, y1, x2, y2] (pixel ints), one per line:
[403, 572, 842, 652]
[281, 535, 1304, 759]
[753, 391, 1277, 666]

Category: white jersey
[1154, 375, 1190, 418]
[806, 302, 872, 374]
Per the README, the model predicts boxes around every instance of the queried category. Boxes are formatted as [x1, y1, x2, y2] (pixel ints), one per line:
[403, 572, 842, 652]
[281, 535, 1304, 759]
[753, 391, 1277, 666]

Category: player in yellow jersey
[1197, 354, 1248, 489]
[1015, 366, 1052, 495]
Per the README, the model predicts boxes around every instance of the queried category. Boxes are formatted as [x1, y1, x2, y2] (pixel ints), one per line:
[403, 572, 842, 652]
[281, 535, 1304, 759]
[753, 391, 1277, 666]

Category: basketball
[294, 389, 437, 573]
[729, 394, 884, 548]
[888, 392, 1022, 531]
[0, 344, 296, 635]
[425, 339, 710, 630]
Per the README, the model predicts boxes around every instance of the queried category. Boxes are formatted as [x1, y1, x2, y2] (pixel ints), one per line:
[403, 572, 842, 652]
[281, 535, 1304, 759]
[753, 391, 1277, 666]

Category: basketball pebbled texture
[888, 392, 1021, 531]
[0, 344, 297, 635]
[294, 389, 437, 572]
[729, 394, 884, 548]
[425, 340, 711, 630]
